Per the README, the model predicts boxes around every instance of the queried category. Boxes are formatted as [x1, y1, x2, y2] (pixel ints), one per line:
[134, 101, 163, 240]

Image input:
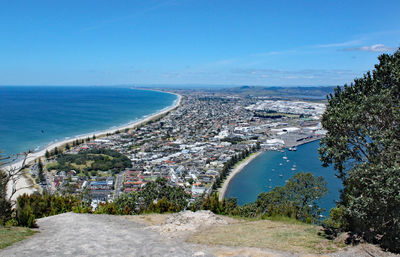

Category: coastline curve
[218, 151, 262, 201]
[3, 89, 182, 201]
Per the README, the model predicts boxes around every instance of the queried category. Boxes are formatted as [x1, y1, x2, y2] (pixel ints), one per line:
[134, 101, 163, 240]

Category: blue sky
[0, 0, 399, 87]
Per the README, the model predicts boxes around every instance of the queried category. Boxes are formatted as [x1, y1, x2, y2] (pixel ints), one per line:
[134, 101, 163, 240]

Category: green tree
[255, 172, 327, 222]
[37, 158, 45, 183]
[319, 49, 400, 252]
[1, 152, 34, 224]
[285, 172, 327, 222]
[0, 154, 12, 224]
[53, 147, 59, 156]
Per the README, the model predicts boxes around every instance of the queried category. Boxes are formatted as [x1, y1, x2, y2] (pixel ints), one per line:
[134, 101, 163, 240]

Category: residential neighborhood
[30, 91, 327, 207]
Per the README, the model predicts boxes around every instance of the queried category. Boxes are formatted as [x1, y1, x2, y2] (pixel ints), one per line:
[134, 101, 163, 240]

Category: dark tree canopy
[255, 172, 327, 222]
[319, 49, 400, 252]
[53, 148, 132, 173]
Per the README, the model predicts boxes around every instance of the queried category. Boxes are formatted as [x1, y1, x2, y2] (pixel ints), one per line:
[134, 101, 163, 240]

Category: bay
[225, 140, 342, 214]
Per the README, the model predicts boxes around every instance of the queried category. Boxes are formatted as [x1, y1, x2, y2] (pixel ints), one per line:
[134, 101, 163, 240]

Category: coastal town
[29, 91, 327, 207]
[2, 1, 399, 254]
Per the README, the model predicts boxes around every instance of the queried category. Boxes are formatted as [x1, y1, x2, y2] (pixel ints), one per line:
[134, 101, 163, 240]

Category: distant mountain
[219, 86, 335, 100]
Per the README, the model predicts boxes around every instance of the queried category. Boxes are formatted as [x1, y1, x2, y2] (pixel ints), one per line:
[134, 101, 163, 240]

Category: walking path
[0, 213, 211, 257]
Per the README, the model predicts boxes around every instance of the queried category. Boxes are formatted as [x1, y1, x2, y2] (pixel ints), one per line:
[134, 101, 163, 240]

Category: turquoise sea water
[0, 86, 177, 157]
[225, 140, 342, 214]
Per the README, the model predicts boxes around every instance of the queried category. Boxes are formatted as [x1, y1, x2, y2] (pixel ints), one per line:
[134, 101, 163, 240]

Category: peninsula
[11, 88, 327, 207]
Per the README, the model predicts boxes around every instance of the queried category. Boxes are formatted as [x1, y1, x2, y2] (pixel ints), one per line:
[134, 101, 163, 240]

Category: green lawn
[0, 226, 36, 249]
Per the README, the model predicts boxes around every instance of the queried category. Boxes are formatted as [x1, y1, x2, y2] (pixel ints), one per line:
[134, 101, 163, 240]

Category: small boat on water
[291, 168, 296, 171]
[283, 156, 288, 160]
[279, 163, 283, 166]
[289, 146, 297, 151]
[279, 174, 283, 177]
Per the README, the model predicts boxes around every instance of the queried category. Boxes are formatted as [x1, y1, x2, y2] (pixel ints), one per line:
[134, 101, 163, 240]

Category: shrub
[15, 204, 36, 228]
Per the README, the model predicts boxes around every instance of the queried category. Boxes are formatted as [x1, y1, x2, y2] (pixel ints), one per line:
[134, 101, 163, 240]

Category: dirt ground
[1, 212, 398, 257]
[0, 213, 212, 257]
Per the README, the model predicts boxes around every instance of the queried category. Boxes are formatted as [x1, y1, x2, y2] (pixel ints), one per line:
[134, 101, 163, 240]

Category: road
[114, 170, 126, 199]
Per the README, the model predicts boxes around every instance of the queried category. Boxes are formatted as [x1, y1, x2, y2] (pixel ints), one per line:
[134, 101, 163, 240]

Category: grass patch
[263, 215, 305, 224]
[187, 218, 345, 254]
[45, 162, 58, 170]
[0, 226, 36, 249]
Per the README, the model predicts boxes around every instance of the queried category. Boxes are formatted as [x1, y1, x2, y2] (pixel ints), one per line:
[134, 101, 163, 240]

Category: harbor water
[225, 140, 342, 214]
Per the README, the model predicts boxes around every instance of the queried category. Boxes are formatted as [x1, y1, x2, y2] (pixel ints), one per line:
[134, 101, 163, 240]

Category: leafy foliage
[322, 206, 348, 239]
[245, 172, 327, 223]
[319, 49, 400, 252]
[193, 193, 239, 215]
[96, 177, 190, 215]
[196, 172, 327, 224]
[0, 153, 12, 225]
[221, 137, 245, 144]
[15, 193, 82, 227]
[0, 170, 12, 225]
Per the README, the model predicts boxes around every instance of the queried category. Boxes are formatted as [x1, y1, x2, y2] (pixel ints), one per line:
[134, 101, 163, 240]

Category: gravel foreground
[1, 211, 399, 257]
[0, 212, 212, 257]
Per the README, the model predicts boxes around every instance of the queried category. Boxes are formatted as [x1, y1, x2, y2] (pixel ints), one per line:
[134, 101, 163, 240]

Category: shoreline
[218, 151, 262, 201]
[4, 89, 182, 201]
[219, 138, 326, 202]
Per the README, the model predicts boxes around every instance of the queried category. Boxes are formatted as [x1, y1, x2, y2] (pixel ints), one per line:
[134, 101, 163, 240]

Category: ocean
[224, 140, 342, 214]
[0, 86, 177, 157]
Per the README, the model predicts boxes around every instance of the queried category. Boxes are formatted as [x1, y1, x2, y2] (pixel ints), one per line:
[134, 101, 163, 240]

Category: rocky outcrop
[149, 210, 228, 237]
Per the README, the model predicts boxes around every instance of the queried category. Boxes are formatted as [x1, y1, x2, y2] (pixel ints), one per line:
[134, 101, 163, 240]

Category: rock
[193, 251, 205, 256]
[149, 210, 227, 237]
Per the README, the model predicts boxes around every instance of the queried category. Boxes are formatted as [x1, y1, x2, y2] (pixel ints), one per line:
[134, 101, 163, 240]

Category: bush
[94, 202, 117, 215]
[15, 204, 36, 228]
[5, 218, 18, 226]
[14, 193, 82, 227]
[0, 198, 12, 225]
[322, 206, 348, 239]
[72, 203, 93, 214]
[0, 169, 12, 225]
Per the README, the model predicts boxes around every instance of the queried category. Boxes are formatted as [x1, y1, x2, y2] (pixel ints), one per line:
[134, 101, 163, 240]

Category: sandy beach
[218, 151, 262, 201]
[4, 91, 182, 201]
